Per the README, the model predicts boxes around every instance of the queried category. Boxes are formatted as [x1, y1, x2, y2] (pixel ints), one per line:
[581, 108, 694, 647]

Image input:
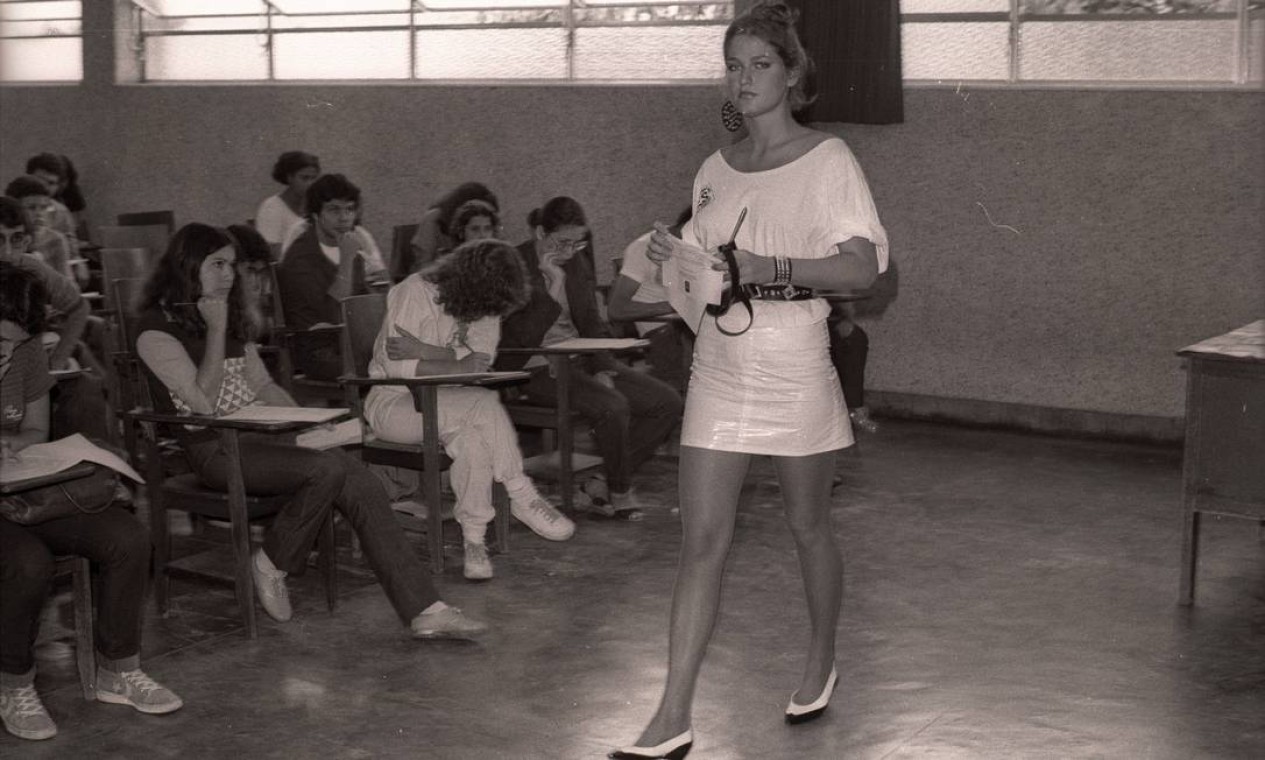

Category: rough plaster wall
[832, 89, 1263, 419]
[2, 84, 1260, 419]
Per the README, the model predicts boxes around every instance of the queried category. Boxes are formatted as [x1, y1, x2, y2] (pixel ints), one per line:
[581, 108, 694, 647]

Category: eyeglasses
[0, 231, 32, 249]
[550, 236, 588, 254]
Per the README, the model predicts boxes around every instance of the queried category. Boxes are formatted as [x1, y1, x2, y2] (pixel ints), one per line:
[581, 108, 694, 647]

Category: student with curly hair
[134, 223, 487, 639]
[448, 199, 502, 245]
[366, 239, 576, 580]
[399, 182, 499, 279]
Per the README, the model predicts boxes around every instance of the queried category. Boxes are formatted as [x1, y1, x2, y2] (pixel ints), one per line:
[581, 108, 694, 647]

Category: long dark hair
[422, 239, 530, 323]
[527, 196, 586, 234]
[0, 261, 49, 336]
[137, 223, 246, 339]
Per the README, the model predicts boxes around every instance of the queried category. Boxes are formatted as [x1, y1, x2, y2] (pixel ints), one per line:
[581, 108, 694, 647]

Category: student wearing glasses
[496, 197, 683, 520]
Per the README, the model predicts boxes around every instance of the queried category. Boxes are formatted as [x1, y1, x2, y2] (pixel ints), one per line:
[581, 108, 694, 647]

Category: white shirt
[618, 230, 672, 337]
[254, 194, 303, 246]
[279, 219, 388, 275]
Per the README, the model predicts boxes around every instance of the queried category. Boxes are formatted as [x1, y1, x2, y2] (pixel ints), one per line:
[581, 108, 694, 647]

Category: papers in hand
[219, 406, 348, 424]
[295, 418, 364, 450]
[0, 434, 143, 485]
[657, 229, 725, 333]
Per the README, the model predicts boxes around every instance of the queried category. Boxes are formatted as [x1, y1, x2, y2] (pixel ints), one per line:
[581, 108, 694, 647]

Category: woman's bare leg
[772, 450, 842, 703]
[634, 445, 750, 746]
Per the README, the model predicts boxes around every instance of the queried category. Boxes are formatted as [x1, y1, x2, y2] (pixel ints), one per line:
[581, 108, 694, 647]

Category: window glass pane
[901, 0, 1008, 12]
[274, 30, 410, 79]
[420, 1, 562, 8]
[0, 37, 81, 81]
[575, 3, 731, 23]
[1250, 16, 1264, 81]
[0, 1, 80, 22]
[145, 0, 267, 16]
[902, 22, 1011, 79]
[2, 19, 81, 37]
[1021, 0, 1235, 13]
[272, 0, 411, 12]
[1020, 19, 1237, 80]
[413, 27, 568, 78]
[574, 26, 725, 79]
[144, 15, 262, 33]
[145, 33, 269, 80]
[272, 12, 412, 29]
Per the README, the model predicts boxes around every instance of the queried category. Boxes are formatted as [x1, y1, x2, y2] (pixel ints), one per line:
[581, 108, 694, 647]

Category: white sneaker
[511, 496, 576, 541]
[94, 668, 183, 715]
[251, 549, 292, 622]
[463, 541, 493, 581]
[0, 684, 56, 741]
[410, 604, 488, 640]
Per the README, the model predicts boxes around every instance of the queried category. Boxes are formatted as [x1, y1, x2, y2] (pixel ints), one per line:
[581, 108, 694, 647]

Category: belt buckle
[778, 284, 798, 300]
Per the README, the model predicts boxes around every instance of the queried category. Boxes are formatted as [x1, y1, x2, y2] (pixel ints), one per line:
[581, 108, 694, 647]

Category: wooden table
[0, 462, 98, 495]
[1176, 320, 1265, 605]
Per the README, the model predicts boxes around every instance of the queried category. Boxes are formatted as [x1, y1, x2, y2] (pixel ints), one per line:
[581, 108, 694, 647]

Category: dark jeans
[523, 360, 683, 493]
[643, 323, 694, 396]
[0, 507, 149, 679]
[829, 321, 869, 409]
[184, 437, 439, 624]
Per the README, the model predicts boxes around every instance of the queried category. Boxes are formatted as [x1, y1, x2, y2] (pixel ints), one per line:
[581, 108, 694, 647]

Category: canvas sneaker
[95, 668, 184, 715]
[511, 497, 576, 541]
[410, 604, 488, 641]
[463, 541, 494, 581]
[252, 548, 292, 622]
[0, 684, 56, 741]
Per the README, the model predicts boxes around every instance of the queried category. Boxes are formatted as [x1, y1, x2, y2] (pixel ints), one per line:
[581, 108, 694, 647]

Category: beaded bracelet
[773, 256, 792, 286]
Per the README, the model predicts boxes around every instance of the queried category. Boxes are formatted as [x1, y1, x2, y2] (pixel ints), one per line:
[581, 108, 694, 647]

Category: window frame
[0, 0, 84, 84]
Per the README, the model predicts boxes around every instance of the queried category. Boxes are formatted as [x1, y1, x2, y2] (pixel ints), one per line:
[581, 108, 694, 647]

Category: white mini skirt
[680, 315, 852, 456]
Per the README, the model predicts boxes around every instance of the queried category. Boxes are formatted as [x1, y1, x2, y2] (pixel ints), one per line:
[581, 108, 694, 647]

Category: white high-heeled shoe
[608, 728, 693, 759]
[785, 667, 838, 724]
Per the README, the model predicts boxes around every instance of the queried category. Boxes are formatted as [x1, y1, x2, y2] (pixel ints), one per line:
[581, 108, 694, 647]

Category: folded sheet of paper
[657, 229, 725, 333]
[0, 434, 144, 485]
[295, 418, 364, 450]
[220, 406, 348, 423]
[544, 338, 648, 351]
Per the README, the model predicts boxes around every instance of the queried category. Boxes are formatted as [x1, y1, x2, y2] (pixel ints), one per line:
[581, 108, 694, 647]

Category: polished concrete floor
[14, 420, 1265, 759]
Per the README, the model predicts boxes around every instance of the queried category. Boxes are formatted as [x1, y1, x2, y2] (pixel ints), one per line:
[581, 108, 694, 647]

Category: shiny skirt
[680, 315, 852, 456]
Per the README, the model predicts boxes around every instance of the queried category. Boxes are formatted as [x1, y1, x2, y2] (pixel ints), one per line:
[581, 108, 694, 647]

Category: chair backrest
[340, 293, 387, 379]
[116, 210, 175, 235]
[97, 224, 170, 260]
[111, 278, 147, 350]
[99, 248, 153, 314]
[390, 224, 419, 282]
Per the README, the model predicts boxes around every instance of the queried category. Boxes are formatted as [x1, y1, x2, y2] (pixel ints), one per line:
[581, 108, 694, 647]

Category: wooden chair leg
[1179, 509, 1201, 606]
[492, 483, 510, 555]
[222, 430, 258, 638]
[69, 557, 96, 701]
[319, 513, 338, 612]
[145, 433, 172, 618]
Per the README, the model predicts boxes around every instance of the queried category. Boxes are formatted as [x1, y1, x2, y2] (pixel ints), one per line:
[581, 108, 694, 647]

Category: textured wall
[2, 81, 1260, 421]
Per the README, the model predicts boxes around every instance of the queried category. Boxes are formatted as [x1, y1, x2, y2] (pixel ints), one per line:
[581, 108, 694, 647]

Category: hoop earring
[721, 100, 744, 132]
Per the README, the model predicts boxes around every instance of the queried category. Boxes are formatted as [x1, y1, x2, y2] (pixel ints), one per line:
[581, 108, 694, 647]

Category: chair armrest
[339, 371, 529, 389]
[277, 324, 344, 339]
[121, 407, 329, 433]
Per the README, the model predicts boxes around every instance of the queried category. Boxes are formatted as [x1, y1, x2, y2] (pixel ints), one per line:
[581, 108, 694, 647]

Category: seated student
[399, 182, 499, 279]
[606, 208, 695, 395]
[225, 224, 273, 341]
[829, 305, 878, 433]
[1, 263, 182, 743]
[5, 176, 83, 287]
[448, 199, 502, 246]
[496, 197, 684, 519]
[276, 174, 387, 381]
[23, 154, 79, 244]
[368, 239, 576, 580]
[278, 175, 388, 275]
[134, 222, 486, 639]
[254, 151, 320, 250]
[0, 197, 88, 373]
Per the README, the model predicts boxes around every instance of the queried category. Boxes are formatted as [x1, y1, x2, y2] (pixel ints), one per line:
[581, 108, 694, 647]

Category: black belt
[741, 283, 815, 301]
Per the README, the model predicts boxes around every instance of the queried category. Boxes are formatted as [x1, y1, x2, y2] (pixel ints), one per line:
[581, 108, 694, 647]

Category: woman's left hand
[712, 248, 775, 286]
[386, 326, 426, 360]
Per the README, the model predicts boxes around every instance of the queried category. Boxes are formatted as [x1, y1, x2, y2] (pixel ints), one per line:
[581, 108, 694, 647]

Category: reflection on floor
[15, 421, 1265, 759]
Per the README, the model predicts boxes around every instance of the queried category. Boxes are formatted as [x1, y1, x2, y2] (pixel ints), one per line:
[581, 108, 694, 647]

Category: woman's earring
[721, 100, 744, 132]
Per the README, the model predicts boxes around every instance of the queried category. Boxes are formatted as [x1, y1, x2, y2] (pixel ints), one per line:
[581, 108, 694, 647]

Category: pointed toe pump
[608, 729, 693, 760]
[785, 667, 838, 725]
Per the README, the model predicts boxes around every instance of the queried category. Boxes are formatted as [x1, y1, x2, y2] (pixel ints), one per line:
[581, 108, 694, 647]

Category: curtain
[790, 0, 904, 124]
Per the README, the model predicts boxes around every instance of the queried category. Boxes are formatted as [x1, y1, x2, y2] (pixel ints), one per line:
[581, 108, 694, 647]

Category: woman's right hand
[197, 296, 229, 332]
[386, 326, 426, 361]
[647, 225, 675, 264]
